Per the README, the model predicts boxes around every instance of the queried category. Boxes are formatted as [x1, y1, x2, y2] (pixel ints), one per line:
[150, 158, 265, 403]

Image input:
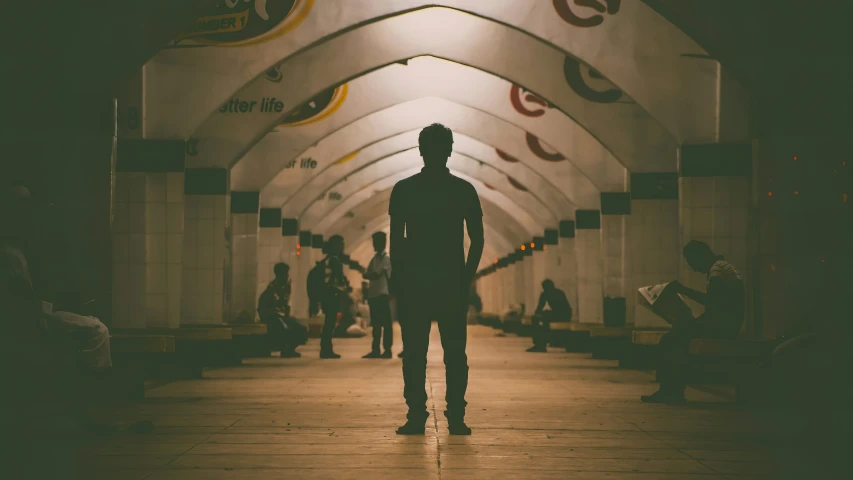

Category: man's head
[0, 186, 34, 246]
[327, 235, 344, 256]
[542, 279, 555, 291]
[273, 262, 290, 281]
[372, 231, 386, 253]
[682, 240, 720, 273]
[418, 123, 453, 167]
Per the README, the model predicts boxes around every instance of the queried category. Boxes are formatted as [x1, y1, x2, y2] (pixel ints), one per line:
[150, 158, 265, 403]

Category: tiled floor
[78, 325, 791, 479]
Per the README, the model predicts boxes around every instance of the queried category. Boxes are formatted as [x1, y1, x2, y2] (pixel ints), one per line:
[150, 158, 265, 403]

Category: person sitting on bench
[258, 263, 307, 358]
[641, 240, 745, 404]
[1, 186, 111, 368]
[527, 279, 572, 353]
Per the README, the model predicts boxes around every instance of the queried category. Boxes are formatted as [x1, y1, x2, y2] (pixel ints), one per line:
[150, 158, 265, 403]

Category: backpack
[307, 258, 327, 303]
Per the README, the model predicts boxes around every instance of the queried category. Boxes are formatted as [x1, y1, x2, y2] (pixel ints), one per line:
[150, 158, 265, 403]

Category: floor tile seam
[625, 419, 730, 476]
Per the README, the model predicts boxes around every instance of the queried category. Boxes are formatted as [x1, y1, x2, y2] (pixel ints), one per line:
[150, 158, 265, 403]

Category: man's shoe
[281, 350, 301, 358]
[443, 410, 471, 435]
[396, 412, 429, 435]
[320, 351, 341, 359]
[526, 345, 547, 353]
[640, 390, 686, 404]
[380, 350, 393, 359]
[362, 351, 381, 359]
[397, 350, 405, 358]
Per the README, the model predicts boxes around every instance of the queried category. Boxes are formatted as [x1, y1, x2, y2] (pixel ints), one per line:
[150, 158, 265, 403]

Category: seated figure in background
[258, 262, 307, 358]
[527, 279, 572, 353]
[641, 240, 745, 404]
[1, 186, 111, 368]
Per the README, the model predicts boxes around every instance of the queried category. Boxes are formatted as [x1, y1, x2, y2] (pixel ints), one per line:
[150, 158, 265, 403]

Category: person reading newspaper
[640, 240, 745, 404]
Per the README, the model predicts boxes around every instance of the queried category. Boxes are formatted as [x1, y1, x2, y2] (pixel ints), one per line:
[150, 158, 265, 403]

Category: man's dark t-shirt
[536, 288, 572, 321]
[389, 168, 482, 300]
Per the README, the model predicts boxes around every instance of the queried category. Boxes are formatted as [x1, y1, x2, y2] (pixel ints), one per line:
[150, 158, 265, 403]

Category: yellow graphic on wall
[175, 0, 313, 47]
[279, 84, 348, 128]
[334, 150, 360, 165]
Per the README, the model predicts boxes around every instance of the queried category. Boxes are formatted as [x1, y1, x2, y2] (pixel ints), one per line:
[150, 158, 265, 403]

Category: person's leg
[642, 323, 695, 402]
[437, 307, 470, 432]
[367, 297, 381, 354]
[281, 317, 307, 357]
[320, 295, 340, 357]
[377, 296, 393, 354]
[398, 309, 432, 433]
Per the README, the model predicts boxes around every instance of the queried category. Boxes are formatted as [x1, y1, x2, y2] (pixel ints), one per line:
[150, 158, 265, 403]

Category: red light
[530, 242, 535, 248]
[843, 161, 847, 167]
[520, 245, 526, 251]
[844, 193, 848, 203]
[494, 259, 498, 264]
[793, 190, 799, 195]
[767, 192, 773, 197]
[793, 156, 798, 161]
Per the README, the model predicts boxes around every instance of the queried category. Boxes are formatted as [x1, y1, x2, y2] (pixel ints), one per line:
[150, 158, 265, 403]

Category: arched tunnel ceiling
[297, 150, 558, 232]
[150, 2, 714, 148]
[323, 187, 530, 250]
[208, 57, 633, 192]
[314, 167, 542, 236]
[278, 129, 575, 220]
[259, 98, 596, 210]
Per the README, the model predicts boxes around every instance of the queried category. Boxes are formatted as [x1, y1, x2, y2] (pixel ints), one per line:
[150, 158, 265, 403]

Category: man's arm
[390, 216, 405, 282]
[673, 281, 708, 305]
[535, 292, 547, 315]
[464, 215, 484, 284]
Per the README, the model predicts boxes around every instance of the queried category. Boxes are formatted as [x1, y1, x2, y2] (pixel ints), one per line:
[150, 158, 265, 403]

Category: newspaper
[637, 282, 693, 326]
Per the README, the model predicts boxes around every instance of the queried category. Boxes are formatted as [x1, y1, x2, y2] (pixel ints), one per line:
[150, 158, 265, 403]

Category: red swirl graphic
[526, 133, 565, 162]
[495, 149, 520, 163]
[553, 0, 621, 28]
[510, 85, 548, 117]
[508, 176, 529, 192]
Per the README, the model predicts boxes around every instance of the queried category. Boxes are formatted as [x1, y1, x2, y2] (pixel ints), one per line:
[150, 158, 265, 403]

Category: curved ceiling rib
[313, 167, 543, 236]
[256, 98, 600, 210]
[295, 150, 559, 232]
[153, 3, 711, 149]
[279, 130, 574, 221]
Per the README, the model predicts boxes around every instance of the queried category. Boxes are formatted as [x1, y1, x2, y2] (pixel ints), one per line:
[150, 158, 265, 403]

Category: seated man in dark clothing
[258, 263, 307, 358]
[527, 279, 572, 352]
[642, 240, 745, 404]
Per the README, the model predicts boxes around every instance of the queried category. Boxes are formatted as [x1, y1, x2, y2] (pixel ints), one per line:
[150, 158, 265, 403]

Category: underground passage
[1, 1, 847, 479]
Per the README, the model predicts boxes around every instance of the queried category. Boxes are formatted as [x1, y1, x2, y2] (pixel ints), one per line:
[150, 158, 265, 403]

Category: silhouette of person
[527, 279, 573, 353]
[317, 235, 349, 359]
[389, 123, 484, 435]
[642, 240, 745, 404]
[362, 231, 393, 358]
[257, 263, 307, 358]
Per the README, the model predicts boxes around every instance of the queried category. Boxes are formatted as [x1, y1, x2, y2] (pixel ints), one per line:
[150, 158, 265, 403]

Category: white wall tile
[166, 173, 184, 204]
[113, 202, 129, 233]
[198, 196, 214, 219]
[167, 234, 183, 264]
[690, 207, 713, 237]
[713, 209, 732, 237]
[166, 204, 184, 233]
[146, 264, 167, 294]
[198, 245, 214, 268]
[113, 234, 129, 263]
[128, 174, 146, 203]
[128, 203, 146, 233]
[147, 173, 167, 203]
[128, 234, 146, 264]
[146, 234, 167, 264]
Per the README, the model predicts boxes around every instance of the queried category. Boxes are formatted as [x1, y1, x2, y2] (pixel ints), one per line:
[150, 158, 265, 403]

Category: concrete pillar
[679, 144, 751, 324]
[112, 140, 185, 328]
[230, 192, 260, 321]
[512, 256, 526, 312]
[575, 210, 603, 324]
[552, 221, 579, 316]
[601, 193, 629, 326]
[255, 211, 281, 312]
[627, 174, 680, 327]
[182, 168, 229, 325]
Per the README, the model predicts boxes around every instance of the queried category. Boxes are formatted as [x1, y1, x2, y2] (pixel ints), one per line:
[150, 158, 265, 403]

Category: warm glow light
[793, 156, 798, 161]
[520, 245, 526, 251]
[844, 193, 848, 203]
[843, 161, 847, 167]
[530, 242, 535, 248]
[767, 192, 773, 197]
[793, 190, 799, 195]
[770, 264, 776, 271]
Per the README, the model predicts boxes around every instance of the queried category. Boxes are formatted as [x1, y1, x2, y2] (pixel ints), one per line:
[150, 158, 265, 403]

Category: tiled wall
[601, 215, 626, 299]
[182, 194, 229, 324]
[231, 212, 259, 320]
[548, 238, 578, 318]
[575, 229, 603, 324]
[112, 171, 184, 328]
[628, 199, 680, 327]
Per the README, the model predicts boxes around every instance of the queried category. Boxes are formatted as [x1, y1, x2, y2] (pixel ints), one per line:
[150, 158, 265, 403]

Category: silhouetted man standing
[390, 124, 484, 435]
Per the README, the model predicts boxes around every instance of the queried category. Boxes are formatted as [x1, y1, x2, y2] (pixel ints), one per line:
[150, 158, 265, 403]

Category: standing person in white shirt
[362, 232, 394, 358]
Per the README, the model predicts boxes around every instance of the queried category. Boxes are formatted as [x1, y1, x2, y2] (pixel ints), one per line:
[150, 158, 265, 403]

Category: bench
[184, 323, 270, 360]
[626, 329, 776, 400]
[113, 327, 233, 378]
[477, 313, 501, 328]
[107, 334, 177, 400]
